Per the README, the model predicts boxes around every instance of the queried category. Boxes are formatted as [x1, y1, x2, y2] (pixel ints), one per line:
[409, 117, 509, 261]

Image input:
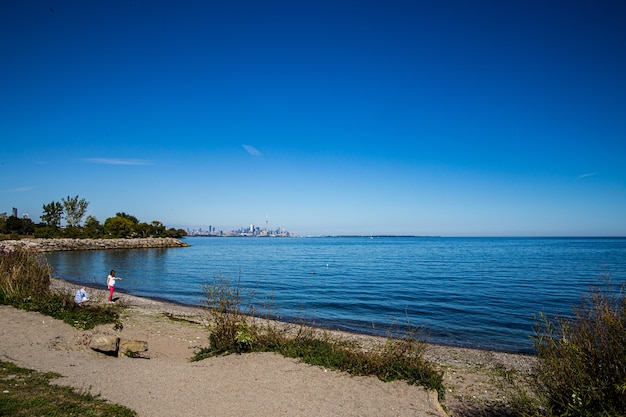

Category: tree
[103, 216, 135, 238]
[135, 222, 152, 238]
[62, 195, 89, 227]
[41, 201, 63, 228]
[5, 216, 35, 235]
[83, 215, 103, 237]
[150, 220, 166, 237]
[166, 228, 187, 238]
[115, 212, 139, 225]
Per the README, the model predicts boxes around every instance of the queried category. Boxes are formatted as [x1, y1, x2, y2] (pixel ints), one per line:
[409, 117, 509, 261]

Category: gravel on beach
[0, 279, 537, 416]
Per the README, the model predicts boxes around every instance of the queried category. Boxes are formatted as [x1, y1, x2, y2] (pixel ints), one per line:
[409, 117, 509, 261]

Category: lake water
[44, 236, 626, 353]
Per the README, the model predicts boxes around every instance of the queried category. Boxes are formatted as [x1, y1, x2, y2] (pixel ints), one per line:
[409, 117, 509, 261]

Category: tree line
[0, 195, 186, 239]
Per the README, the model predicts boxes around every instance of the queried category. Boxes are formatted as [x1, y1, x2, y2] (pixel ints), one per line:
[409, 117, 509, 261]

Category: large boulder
[119, 339, 149, 358]
[90, 335, 119, 354]
[89, 335, 149, 358]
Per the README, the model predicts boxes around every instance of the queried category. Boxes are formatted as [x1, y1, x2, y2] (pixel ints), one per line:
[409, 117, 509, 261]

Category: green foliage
[0, 246, 51, 299]
[0, 360, 136, 416]
[63, 225, 82, 238]
[4, 216, 35, 235]
[104, 216, 135, 238]
[166, 227, 187, 238]
[14, 292, 122, 330]
[270, 325, 444, 395]
[194, 273, 445, 400]
[116, 212, 139, 225]
[200, 273, 256, 354]
[13, 195, 180, 239]
[34, 225, 62, 238]
[41, 200, 63, 228]
[83, 215, 104, 237]
[531, 277, 626, 416]
[0, 247, 122, 330]
[62, 195, 89, 227]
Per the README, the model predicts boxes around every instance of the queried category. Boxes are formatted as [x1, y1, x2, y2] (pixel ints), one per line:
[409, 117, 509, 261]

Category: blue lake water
[44, 236, 626, 353]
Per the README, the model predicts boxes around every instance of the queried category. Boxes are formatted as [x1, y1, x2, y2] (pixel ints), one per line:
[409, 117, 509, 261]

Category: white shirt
[107, 275, 118, 287]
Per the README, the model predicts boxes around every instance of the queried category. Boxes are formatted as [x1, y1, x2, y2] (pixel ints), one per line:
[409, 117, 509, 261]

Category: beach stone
[90, 335, 119, 353]
[1, 237, 189, 252]
[119, 339, 149, 358]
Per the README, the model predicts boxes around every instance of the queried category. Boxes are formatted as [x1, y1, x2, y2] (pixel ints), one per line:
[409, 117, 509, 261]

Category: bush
[532, 277, 626, 416]
[0, 246, 122, 330]
[200, 273, 256, 355]
[194, 273, 445, 400]
[0, 245, 51, 302]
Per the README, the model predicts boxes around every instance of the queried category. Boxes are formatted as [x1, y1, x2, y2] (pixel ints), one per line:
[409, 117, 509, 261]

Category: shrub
[195, 273, 445, 400]
[0, 245, 51, 302]
[199, 273, 256, 355]
[532, 277, 626, 416]
[0, 246, 122, 330]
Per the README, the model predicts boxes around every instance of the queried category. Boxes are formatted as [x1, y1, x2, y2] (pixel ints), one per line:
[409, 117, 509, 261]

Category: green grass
[272, 330, 444, 388]
[0, 361, 136, 417]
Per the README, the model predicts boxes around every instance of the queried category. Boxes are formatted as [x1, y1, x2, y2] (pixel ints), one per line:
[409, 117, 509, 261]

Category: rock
[119, 339, 149, 358]
[89, 335, 149, 358]
[1, 237, 189, 252]
[90, 335, 119, 353]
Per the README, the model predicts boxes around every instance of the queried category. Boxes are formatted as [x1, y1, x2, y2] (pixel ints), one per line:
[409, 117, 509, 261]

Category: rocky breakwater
[1, 237, 190, 252]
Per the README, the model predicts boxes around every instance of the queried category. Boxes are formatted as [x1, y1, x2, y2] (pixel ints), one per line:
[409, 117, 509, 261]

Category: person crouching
[74, 286, 90, 304]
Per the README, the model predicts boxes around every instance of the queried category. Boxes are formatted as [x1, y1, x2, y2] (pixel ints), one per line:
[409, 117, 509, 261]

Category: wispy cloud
[578, 172, 597, 179]
[82, 158, 152, 166]
[242, 144, 262, 157]
[7, 186, 34, 193]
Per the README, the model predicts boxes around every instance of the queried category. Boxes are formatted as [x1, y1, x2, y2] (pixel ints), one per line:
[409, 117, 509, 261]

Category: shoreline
[1, 237, 189, 252]
[56, 276, 535, 357]
[50, 277, 538, 415]
[51, 278, 537, 365]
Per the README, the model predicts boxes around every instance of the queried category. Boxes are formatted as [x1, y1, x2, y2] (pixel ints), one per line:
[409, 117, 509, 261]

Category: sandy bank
[0, 279, 537, 416]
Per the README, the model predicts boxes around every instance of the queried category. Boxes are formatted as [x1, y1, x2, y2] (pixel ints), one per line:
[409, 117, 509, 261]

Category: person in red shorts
[106, 270, 123, 302]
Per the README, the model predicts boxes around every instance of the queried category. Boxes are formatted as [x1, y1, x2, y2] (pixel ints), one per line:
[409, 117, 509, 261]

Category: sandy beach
[0, 279, 536, 416]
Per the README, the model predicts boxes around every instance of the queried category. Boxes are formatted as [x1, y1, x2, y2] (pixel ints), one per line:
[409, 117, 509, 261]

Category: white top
[107, 275, 118, 287]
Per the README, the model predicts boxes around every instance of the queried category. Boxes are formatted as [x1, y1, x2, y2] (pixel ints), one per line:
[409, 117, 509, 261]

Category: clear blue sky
[2, 1, 625, 236]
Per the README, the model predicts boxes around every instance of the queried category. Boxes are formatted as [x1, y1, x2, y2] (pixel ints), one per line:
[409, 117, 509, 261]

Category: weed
[193, 273, 445, 400]
[199, 272, 256, 355]
[0, 247, 123, 330]
[0, 246, 51, 301]
[0, 360, 135, 416]
[530, 276, 626, 416]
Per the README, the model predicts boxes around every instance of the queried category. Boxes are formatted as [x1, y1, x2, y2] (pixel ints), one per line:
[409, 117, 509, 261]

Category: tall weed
[200, 272, 256, 354]
[0, 245, 51, 302]
[195, 273, 445, 399]
[0, 246, 122, 330]
[532, 276, 626, 416]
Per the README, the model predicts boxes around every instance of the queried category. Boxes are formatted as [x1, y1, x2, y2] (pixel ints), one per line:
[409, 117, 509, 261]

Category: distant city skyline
[186, 223, 296, 237]
[2, 1, 625, 237]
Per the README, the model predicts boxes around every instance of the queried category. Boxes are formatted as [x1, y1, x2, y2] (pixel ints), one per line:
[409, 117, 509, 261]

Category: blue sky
[1, 1, 625, 236]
